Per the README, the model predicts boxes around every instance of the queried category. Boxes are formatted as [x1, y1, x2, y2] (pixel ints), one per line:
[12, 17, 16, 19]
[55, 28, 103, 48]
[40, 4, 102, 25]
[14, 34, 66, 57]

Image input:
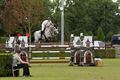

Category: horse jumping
[34, 23, 58, 43]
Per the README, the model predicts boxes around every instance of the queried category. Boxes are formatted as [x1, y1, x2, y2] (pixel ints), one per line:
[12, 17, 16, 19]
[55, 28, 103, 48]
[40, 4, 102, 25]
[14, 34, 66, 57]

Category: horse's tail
[34, 30, 41, 43]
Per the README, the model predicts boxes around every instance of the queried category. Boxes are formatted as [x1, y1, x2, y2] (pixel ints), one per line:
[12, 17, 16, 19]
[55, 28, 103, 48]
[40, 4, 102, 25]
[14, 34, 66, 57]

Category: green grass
[1, 59, 120, 80]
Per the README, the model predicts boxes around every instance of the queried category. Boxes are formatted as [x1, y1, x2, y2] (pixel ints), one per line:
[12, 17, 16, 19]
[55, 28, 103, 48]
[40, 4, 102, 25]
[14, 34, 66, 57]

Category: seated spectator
[13, 50, 31, 77]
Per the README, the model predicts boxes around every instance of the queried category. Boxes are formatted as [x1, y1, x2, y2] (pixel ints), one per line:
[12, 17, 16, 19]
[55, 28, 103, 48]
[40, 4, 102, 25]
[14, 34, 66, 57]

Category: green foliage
[0, 0, 4, 36]
[0, 53, 13, 77]
[64, 0, 119, 41]
[106, 31, 113, 41]
[85, 31, 93, 36]
[32, 53, 70, 57]
[0, 23, 4, 36]
[0, 0, 4, 11]
[0, 37, 7, 43]
[0, 0, 43, 36]
[94, 49, 115, 58]
[43, 0, 53, 17]
[97, 27, 105, 41]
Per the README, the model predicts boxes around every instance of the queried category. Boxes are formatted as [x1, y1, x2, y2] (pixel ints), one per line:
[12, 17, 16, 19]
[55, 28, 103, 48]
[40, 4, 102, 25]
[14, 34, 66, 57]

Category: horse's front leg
[44, 37, 50, 42]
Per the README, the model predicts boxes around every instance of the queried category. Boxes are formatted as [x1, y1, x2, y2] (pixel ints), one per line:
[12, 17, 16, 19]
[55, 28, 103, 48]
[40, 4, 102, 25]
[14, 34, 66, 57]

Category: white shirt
[41, 20, 52, 31]
[13, 53, 21, 67]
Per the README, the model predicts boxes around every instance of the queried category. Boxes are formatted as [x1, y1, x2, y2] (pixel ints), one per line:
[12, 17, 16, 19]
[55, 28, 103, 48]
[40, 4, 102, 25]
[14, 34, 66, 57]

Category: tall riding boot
[40, 31, 43, 40]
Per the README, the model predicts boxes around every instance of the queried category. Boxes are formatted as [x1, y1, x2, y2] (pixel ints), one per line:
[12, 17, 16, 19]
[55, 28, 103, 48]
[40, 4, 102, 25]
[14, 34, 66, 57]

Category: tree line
[0, 0, 120, 42]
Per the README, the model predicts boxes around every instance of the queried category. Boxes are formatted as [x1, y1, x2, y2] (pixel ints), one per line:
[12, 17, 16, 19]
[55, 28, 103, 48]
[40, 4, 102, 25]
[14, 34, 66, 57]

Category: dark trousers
[41, 31, 48, 42]
[13, 64, 30, 76]
[41, 31, 44, 39]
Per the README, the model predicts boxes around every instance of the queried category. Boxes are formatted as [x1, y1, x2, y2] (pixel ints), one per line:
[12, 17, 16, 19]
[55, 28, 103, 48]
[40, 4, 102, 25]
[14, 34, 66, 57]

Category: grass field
[0, 59, 120, 80]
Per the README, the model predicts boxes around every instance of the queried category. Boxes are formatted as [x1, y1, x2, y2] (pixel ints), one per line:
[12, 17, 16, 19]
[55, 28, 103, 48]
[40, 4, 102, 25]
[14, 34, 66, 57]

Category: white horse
[34, 23, 58, 43]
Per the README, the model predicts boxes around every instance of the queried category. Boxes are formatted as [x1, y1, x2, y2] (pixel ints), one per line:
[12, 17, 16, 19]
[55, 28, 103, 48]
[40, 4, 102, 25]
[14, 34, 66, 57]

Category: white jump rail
[29, 45, 36, 47]
[29, 45, 70, 48]
[32, 57, 70, 60]
[32, 50, 71, 53]
[29, 44, 71, 53]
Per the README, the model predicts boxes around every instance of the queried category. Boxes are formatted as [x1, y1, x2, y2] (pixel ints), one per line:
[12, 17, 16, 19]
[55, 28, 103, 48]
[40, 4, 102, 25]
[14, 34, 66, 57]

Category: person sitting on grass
[13, 50, 31, 77]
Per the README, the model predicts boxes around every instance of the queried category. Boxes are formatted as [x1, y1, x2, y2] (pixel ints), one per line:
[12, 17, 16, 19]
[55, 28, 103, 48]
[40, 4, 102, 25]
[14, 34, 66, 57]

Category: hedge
[32, 52, 70, 57]
[0, 37, 7, 43]
[32, 49, 116, 58]
[94, 49, 115, 58]
[0, 53, 13, 77]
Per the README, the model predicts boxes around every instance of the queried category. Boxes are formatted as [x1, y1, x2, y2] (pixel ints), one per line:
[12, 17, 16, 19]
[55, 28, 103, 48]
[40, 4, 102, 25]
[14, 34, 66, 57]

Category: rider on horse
[41, 17, 53, 40]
